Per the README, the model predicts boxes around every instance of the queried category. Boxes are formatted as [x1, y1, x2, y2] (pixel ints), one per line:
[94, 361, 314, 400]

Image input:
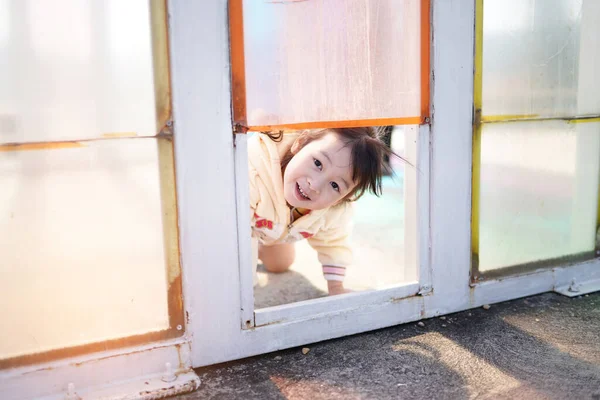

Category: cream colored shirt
[248, 133, 353, 281]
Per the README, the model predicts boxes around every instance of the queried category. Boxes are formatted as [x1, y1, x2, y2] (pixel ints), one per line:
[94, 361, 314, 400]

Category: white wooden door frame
[3, 1, 599, 398]
[181, 0, 600, 368]
[0, 1, 209, 396]
[235, 123, 430, 330]
[175, 0, 436, 367]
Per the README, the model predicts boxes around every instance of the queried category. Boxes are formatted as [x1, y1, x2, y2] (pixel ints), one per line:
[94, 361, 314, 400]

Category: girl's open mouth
[296, 182, 311, 201]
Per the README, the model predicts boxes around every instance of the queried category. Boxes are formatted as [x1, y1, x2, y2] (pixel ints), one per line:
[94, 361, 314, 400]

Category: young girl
[248, 127, 392, 295]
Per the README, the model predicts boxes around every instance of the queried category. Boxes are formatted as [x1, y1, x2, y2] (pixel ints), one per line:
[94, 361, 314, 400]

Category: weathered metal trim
[152, 0, 185, 358]
[0, 327, 184, 370]
[481, 114, 600, 124]
[151, 0, 172, 132]
[472, 251, 597, 283]
[1, 339, 198, 399]
[157, 134, 186, 335]
[470, 0, 483, 281]
[0, 132, 172, 152]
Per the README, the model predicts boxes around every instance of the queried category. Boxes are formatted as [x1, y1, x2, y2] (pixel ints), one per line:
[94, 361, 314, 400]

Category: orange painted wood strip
[229, 0, 248, 130]
[420, 0, 431, 119]
[230, 1, 428, 133]
[247, 116, 423, 131]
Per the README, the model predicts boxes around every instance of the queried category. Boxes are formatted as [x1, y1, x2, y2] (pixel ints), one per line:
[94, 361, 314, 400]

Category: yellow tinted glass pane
[0, 139, 170, 359]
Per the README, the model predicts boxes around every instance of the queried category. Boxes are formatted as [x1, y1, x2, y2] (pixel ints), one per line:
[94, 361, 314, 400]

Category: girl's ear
[291, 132, 309, 155]
[291, 137, 301, 155]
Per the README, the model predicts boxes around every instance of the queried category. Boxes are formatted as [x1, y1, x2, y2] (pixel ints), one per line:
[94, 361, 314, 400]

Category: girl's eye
[314, 158, 322, 170]
[331, 182, 340, 192]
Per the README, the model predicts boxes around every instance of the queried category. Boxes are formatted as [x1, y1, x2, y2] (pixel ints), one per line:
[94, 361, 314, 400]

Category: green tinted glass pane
[478, 120, 600, 271]
[482, 0, 600, 117]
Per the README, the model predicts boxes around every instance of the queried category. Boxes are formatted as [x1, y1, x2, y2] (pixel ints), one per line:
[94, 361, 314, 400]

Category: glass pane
[0, 139, 170, 359]
[251, 127, 417, 308]
[478, 120, 600, 271]
[0, 0, 157, 144]
[482, 0, 600, 117]
[243, 0, 421, 127]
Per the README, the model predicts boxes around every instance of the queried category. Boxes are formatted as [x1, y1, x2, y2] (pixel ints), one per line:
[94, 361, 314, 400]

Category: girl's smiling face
[283, 133, 356, 210]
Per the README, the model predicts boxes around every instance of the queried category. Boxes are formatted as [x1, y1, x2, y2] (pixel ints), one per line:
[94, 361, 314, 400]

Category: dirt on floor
[177, 292, 600, 400]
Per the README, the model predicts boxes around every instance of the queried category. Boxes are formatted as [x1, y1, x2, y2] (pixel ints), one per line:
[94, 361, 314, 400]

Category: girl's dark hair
[265, 127, 406, 202]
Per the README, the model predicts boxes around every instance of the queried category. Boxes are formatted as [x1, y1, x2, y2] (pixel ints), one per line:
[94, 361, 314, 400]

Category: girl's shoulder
[248, 132, 299, 163]
[322, 201, 354, 226]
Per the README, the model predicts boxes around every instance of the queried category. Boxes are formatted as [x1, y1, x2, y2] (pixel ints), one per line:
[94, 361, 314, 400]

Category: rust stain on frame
[229, 0, 248, 132]
[0, 320, 184, 370]
[150, 0, 185, 336]
[156, 133, 185, 333]
[157, 135, 182, 287]
[151, 0, 172, 131]
[153, 0, 185, 335]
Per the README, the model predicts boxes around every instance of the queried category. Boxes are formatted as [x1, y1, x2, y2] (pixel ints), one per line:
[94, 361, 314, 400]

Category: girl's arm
[307, 204, 353, 295]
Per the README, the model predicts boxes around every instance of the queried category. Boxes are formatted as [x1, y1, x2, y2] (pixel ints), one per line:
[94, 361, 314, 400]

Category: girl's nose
[307, 178, 321, 194]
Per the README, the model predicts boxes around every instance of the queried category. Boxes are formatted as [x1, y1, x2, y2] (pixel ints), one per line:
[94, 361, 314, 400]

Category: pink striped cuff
[322, 265, 346, 282]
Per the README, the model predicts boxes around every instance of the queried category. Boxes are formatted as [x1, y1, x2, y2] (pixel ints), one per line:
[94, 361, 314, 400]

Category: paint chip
[302, 348, 310, 355]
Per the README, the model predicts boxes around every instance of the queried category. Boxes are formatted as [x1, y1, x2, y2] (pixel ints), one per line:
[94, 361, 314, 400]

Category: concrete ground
[177, 292, 600, 400]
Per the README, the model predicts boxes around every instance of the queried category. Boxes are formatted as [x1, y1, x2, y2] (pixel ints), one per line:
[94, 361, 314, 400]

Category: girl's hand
[327, 280, 350, 296]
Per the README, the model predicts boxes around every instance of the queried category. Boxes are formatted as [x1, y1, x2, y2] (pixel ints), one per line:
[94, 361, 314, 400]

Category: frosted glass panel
[0, 139, 169, 359]
[478, 121, 600, 271]
[482, 0, 600, 117]
[243, 0, 421, 126]
[0, 0, 157, 144]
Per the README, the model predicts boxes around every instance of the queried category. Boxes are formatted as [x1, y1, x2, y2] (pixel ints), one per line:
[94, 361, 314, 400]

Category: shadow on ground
[178, 292, 600, 400]
[254, 264, 328, 309]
